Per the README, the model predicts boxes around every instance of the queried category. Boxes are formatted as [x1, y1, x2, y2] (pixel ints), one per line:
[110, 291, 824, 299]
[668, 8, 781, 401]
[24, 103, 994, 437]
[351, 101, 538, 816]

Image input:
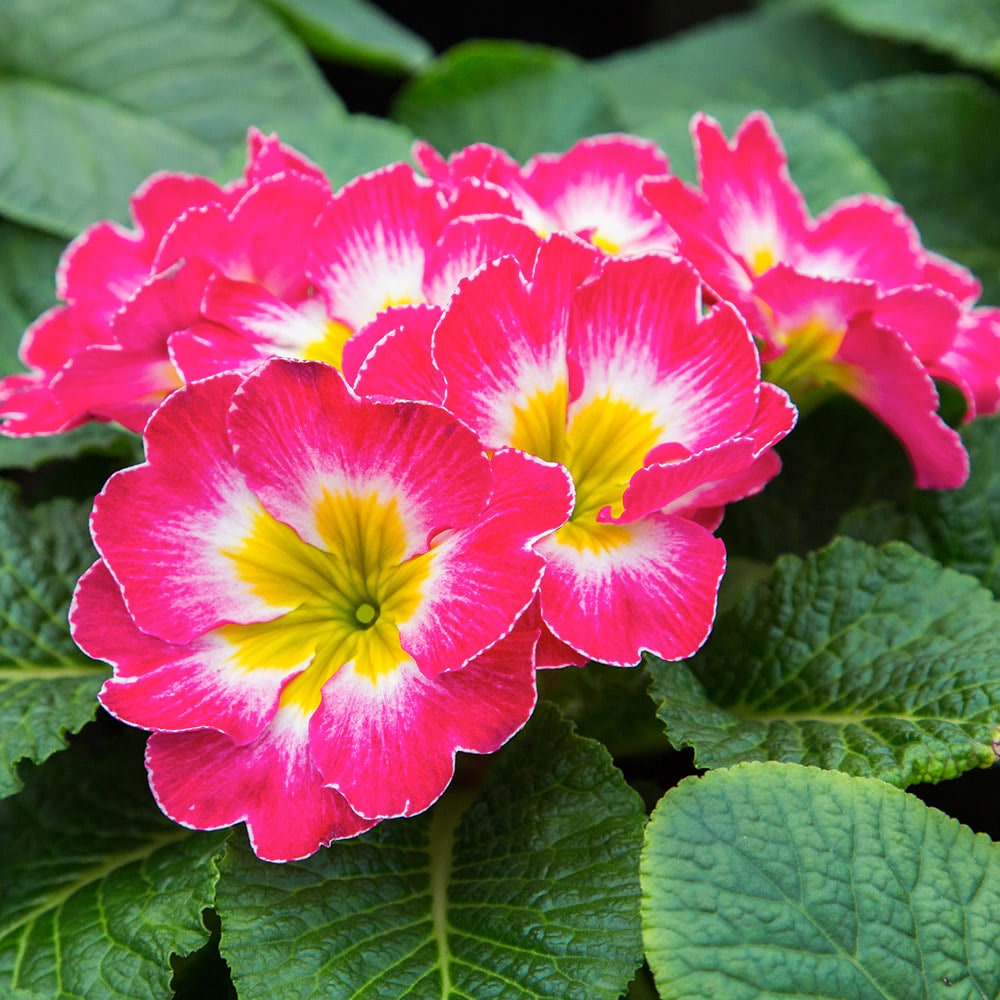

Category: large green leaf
[217, 703, 646, 999]
[594, 6, 925, 130]
[261, 0, 432, 73]
[0, 0, 343, 236]
[811, 0, 1000, 75]
[812, 73, 1000, 304]
[642, 762, 1000, 999]
[0, 482, 107, 797]
[0, 722, 227, 999]
[841, 413, 1000, 598]
[637, 106, 889, 215]
[648, 537, 1000, 786]
[392, 41, 621, 159]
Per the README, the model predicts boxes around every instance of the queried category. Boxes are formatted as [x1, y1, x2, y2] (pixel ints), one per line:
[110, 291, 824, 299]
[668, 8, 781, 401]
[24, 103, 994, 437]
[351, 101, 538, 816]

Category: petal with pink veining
[838, 315, 969, 489]
[309, 623, 538, 820]
[91, 372, 292, 642]
[538, 512, 725, 665]
[351, 305, 446, 404]
[398, 448, 572, 678]
[147, 709, 375, 863]
[75, 562, 288, 745]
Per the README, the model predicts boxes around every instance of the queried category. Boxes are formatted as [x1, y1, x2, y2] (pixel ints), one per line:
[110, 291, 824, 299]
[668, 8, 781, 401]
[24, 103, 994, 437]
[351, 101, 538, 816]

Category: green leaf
[637, 106, 889, 215]
[0, 221, 64, 376]
[594, 6, 926, 130]
[811, 0, 1000, 75]
[392, 41, 621, 160]
[217, 703, 646, 1000]
[721, 394, 913, 563]
[0, 0, 343, 235]
[841, 413, 1000, 598]
[260, 0, 433, 73]
[642, 762, 1000, 999]
[0, 482, 107, 797]
[648, 537, 1000, 786]
[0, 722, 228, 999]
[0, 424, 140, 473]
[812, 73, 1000, 304]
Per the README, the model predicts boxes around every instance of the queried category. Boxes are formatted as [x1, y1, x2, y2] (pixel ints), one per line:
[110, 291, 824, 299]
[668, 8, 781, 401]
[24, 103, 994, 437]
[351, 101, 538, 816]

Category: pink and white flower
[641, 111, 984, 489]
[0, 131, 326, 436]
[356, 236, 797, 667]
[71, 360, 572, 861]
[414, 134, 678, 256]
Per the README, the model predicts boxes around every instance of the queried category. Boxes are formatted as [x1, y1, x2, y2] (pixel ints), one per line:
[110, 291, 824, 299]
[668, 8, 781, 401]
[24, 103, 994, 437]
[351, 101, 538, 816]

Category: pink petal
[74, 562, 287, 744]
[803, 195, 925, 286]
[310, 163, 446, 331]
[92, 371, 286, 643]
[521, 134, 676, 253]
[694, 111, 811, 270]
[924, 251, 981, 306]
[309, 622, 538, 820]
[228, 358, 492, 557]
[538, 512, 726, 665]
[423, 214, 542, 307]
[568, 253, 762, 451]
[872, 285, 960, 363]
[50, 344, 181, 434]
[147, 709, 375, 863]
[351, 304, 447, 404]
[933, 307, 1000, 418]
[398, 448, 572, 678]
[838, 315, 969, 489]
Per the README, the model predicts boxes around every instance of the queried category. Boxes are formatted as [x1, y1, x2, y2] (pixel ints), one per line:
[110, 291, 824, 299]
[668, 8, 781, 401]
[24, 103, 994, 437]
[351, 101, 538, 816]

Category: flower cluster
[5, 112, 993, 860]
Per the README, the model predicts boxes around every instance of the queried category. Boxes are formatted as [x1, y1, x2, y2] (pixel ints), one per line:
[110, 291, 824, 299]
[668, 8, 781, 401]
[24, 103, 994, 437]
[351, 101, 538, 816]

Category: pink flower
[0, 131, 327, 436]
[70, 359, 572, 861]
[414, 134, 678, 256]
[642, 111, 979, 489]
[355, 236, 796, 667]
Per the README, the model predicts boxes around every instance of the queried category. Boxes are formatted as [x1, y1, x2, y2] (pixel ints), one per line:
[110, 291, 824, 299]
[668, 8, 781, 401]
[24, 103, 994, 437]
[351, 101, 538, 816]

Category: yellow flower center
[220, 490, 432, 713]
[511, 382, 664, 553]
[301, 319, 354, 369]
[763, 317, 854, 410]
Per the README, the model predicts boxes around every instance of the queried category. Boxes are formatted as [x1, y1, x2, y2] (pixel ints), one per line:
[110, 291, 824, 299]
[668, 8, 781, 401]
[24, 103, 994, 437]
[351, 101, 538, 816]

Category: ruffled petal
[92, 372, 286, 642]
[228, 358, 491, 557]
[146, 708, 375, 863]
[309, 622, 538, 820]
[398, 448, 572, 678]
[351, 305, 447, 404]
[538, 512, 726, 665]
[75, 562, 287, 744]
[838, 316, 969, 489]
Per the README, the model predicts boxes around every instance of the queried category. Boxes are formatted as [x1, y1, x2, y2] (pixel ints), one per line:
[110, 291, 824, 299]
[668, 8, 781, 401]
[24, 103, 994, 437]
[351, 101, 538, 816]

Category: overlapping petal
[76, 358, 569, 860]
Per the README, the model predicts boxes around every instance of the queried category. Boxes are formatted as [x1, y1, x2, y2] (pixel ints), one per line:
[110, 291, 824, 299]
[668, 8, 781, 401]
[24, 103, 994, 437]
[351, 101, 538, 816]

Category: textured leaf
[812, 0, 1000, 75]
[721, 394, 913, 562]
[642, 762, 1000, 999]
[392, 41, 621, 160]
[217, 703, 646, 1000]
[0, 722, 228, 999]
[594, 6, 926, 130]
[648, 537, 1000, 786]
[637, 105, 889, 215]
[812, 74, 1000, 303]
[0, 0, 343, 235]
[261, 0, 432, 72]
[841, 414, 1000, 597]
[0, 482, 107, 797]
